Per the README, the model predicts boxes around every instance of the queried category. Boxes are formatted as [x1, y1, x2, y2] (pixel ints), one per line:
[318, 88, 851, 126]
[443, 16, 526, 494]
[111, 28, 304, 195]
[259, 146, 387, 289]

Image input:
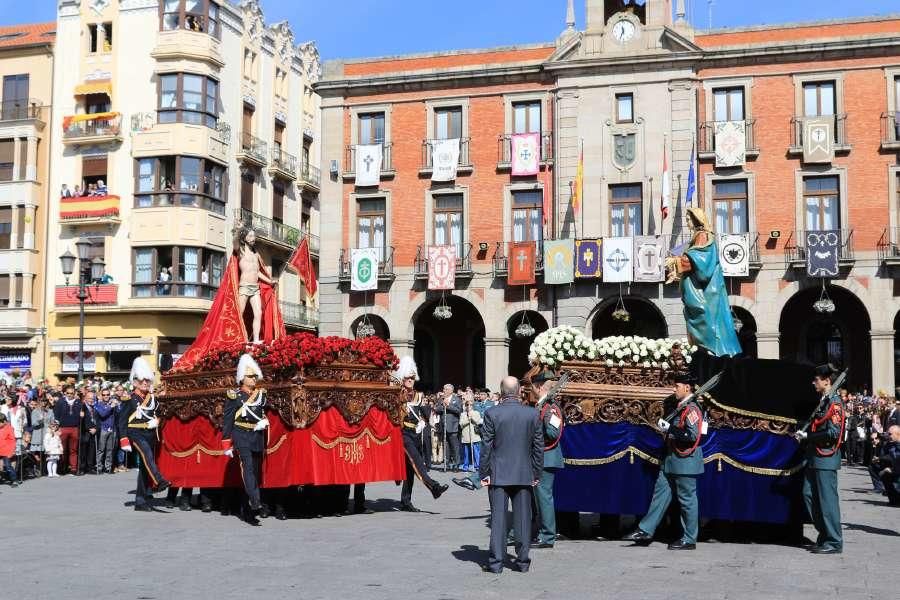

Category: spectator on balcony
[157, 267, 171, 296]
[201, 268, 209, 286]
[86, 183, 97, 196]
[61, 184, 73, 198]
[95, 180, 108, 196]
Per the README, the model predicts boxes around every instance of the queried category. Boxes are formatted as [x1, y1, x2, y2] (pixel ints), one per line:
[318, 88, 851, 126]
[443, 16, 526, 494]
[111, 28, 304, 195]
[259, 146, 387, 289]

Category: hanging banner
[62, 351, 96, 373]
[350, 248, 380, 291]
[543, 239, 575, 285]
[719, 233, 750, 277]
[507, 242, 536, 286]
[575, 239, 602, 279]
[602, 237, 634, 283]
[355, 144, 383, 186]
[427, 245, 457, 290]
[511, 133, 540, 176]
[806, 230, 839, 277]
[803, 118, 834, 164]
[633, 236, 665, 282]
[714, 120, 746, 168]
[430, 138, 460, 182]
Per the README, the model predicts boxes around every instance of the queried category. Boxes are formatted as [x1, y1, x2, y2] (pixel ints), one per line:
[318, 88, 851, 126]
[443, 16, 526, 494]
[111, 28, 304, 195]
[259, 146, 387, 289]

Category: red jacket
[0, 424, 14, 457]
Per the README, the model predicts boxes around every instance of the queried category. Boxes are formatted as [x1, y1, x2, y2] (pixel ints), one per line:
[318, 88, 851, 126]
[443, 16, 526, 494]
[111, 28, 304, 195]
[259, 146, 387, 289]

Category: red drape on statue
[158, 407, 405, 488]
[171, 255, 286, 372]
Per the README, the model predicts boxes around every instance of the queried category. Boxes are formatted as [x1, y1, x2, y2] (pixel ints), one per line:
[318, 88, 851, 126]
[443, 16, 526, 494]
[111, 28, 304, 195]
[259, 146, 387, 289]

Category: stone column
[20, 273, 33, 308]
[390, 338, 415, 361]
[23, 206, 35, 250]
[484, 337, 510, 392]
[870, 330, 895, 395]
[12, 137, 21, 181]
[756, 331, 780, 360]
[25, 136, 37, 181]
[8, 271, 18, 307]
[9, 205, 18, 250]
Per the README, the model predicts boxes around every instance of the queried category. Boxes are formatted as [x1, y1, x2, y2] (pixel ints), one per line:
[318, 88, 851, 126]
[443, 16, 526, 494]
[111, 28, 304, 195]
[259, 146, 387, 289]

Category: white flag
[511, 133, 540, 176]
[603, 237, 634, 283]
[718, 233, 749, 277]
[350, 247, 380, 291]
[355, 144, 383, 187]
[430, 138, 460, 182]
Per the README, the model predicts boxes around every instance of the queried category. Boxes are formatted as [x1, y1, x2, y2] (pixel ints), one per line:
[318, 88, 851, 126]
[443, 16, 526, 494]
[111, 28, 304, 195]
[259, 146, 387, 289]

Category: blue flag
[686, 142, 696, 206]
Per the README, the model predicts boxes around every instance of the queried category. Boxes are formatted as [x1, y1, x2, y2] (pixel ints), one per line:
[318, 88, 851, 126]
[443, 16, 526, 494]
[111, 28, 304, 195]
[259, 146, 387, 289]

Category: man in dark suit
[434, 384, 462, 470]
[479, 376, 543, 574]
[887, 398, 900, 429]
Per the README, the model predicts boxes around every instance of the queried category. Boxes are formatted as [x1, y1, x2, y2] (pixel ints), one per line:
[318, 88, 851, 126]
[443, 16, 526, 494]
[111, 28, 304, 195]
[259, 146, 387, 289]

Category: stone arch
[412, 294, 487, 392]
[346, 304, 392, 337]
[506, 310, 550, 379]
[590, 295, 668, 340]
[406, 289, 495, 340]
[349, 313, 390, 341]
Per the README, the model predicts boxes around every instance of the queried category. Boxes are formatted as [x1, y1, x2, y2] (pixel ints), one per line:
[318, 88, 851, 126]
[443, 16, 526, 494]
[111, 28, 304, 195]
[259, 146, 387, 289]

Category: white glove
[147, 417, 159, 430]
[657, 418, 671, 432]
[224, 448, 234, 458]
[254, 418, 269, 431]
[122, 444, 133, 453]
[794, 430, 808, 441]
[415, 421, 426, 435]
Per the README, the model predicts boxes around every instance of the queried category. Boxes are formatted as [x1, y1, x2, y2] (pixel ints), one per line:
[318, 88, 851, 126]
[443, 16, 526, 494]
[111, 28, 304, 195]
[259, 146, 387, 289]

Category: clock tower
[583, 0, 675, 54]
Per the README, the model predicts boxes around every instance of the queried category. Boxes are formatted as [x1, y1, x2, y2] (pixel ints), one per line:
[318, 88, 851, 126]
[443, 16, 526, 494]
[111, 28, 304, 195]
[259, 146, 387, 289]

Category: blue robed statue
[665, 207, 741, 357]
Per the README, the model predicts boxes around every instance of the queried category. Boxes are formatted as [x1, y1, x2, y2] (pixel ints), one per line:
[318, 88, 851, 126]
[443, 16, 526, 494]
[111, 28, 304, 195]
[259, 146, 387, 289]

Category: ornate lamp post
[59, 237, 105, 382]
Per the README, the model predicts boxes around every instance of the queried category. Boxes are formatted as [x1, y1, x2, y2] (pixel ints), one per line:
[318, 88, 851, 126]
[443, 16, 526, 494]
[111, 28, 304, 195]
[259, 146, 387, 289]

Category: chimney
[586, 0, 606, 30]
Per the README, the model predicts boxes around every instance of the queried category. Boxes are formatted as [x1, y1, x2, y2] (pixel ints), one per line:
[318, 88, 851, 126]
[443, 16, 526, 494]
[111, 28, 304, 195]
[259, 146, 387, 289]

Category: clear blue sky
[4, 0, 899, 60]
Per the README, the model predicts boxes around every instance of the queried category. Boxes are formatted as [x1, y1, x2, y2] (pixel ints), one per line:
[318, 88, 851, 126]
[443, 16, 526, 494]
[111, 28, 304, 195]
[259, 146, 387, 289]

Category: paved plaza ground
[0, 465, 895, 600]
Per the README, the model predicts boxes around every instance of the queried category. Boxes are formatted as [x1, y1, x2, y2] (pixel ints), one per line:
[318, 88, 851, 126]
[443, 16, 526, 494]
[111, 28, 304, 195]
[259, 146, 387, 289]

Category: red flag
[542, 164, 552, 227]
[288, 237, 318, 306]
[507, 242, 536, 286]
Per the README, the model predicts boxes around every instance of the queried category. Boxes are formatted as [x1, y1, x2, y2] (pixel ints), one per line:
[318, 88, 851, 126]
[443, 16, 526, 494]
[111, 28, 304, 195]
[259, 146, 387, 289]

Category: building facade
[317, 0, 900, 393]
[0, 23, 54, 376]
[45, 0, 321, 380]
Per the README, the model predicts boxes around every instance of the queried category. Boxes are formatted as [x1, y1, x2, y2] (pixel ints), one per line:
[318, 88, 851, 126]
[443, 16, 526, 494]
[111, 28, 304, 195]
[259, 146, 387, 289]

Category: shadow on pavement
[451, 544, 489, 568]
[842, 522, 899, 537]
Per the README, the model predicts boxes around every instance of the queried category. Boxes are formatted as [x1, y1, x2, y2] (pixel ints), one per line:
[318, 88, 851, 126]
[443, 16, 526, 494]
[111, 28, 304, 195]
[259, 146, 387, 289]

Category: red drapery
[158, 407, 405, 488]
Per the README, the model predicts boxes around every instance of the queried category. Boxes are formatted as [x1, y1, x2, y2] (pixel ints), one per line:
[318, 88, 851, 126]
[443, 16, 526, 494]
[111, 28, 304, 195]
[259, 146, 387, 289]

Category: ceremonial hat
[813, 363, 838, 380]
[673, 372, 697, 385]
[129, 356, 154, 383]
[393, 356, 419, 382]
[531, 368, 558, 384]
[236, 353, 263, 383]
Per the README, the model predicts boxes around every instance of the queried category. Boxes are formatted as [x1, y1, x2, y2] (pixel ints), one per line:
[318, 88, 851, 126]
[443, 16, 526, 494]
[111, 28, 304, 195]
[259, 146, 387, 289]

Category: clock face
[612, 19, 636, 43]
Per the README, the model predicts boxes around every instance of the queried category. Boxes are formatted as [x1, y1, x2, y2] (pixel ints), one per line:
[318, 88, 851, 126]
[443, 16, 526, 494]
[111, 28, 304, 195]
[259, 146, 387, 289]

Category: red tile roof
[0, 22, 55, 50]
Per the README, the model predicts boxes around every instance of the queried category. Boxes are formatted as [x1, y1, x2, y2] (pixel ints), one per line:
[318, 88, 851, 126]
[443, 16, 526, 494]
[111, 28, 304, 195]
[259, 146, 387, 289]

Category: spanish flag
[573, 141, 583, 216]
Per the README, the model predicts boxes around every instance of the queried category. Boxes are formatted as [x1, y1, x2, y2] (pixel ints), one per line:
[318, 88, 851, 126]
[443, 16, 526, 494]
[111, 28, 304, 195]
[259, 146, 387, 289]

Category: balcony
[0, 99, 46, 126]
[298, 163, 321, 193]
[784, 229, 855, 268]
[492, 240, 544, 277]
[269, 147, 297, 181]
[303, 231, 320, 256]
[880, 113, 900, 151]
[788, 114, 850, 155]
[338, 247, 396, 283]
[413, 243, 474, 280]
[698, 119, 759, 162]
[151, 28, 224, 67]
[130, 283, 217, 301]
[130, 112, 230, 164]
[877, 228, 900, 267]
[281, 301, 319, 331]
[55, 284, 118, 307]
[59, 194, 121, 226]
[62, 112, 122, 145]
[420, 138, 473, 176]
[235, 208, 299, 252]
[237, 132, 268, 168]
[497, 133, 553, 171]
[343, 143, 394, 181]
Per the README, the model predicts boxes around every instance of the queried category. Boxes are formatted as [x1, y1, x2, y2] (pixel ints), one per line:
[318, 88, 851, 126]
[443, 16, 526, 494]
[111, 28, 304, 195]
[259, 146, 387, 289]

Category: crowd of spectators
[60, 180, 109, 198]
[840, 388, 900, 505]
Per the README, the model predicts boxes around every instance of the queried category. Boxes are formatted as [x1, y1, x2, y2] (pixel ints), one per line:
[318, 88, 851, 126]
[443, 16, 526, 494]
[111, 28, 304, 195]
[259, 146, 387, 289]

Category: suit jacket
[222, 389, 266, 453]
[887, 409, 900, 429]
[435, 394, 462, 433]
[479, 398, 543, 486]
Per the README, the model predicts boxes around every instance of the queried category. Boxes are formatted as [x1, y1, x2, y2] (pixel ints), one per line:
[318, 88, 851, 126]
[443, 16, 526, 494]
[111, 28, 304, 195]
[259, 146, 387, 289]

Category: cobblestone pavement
[0, 465, 895, 600]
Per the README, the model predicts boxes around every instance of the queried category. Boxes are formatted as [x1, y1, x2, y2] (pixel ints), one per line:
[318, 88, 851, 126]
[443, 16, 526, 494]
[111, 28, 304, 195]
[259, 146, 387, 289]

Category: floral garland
[528, 325, 697, 369]
[184, 332, 399, 376]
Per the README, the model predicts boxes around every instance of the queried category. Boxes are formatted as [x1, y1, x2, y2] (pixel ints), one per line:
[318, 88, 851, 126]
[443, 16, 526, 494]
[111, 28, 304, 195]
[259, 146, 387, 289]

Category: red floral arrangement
[185, 333, 398, 376]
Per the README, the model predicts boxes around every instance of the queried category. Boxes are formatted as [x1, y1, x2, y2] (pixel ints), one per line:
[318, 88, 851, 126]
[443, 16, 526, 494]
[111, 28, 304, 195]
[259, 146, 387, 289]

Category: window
[157, 73, 219, 128]
[357, 198, 386, 260]
[803, 81, 835, 117]
[85, 93, 110, 115]
[15, 208, 24, 249]
[275, 68, 287, 99]
[616, 93, 634, 123]
[134, 156, 227, 214]
[88, 23, 113, 52]
[243, 49, 258, 82]
[161, 0, 220, 38]
[435, 107, 462, 140]
[803, 176, 840, 231]
[86, 237, 106, 262]
[108, 351, 141, 373]
[513, 101, 541, 134]
[0, 275, 10, 307]
[88, 24, 100, 53]
[359, 113, 385, 145]
[241, 172, 254, 210]
[2, 74, 29, 120]
[713, 87, 745, 121]
[609, 184, 643, 237]
[0, 208, 10, 248]
[0, 140, 13, 181]
[81, 155, 108, 189]
[273, 122, 284, 153]
[433, 194, 463, 255]
[713, 180, 748, 234]
[132, 246, 224, 298]
[511, 189, 542, 244]
[272, 182, 284, 223]
[102, 23, 113, 51]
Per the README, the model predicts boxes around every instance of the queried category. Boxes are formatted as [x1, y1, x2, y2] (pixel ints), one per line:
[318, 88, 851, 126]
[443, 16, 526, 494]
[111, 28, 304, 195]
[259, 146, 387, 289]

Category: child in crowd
[0, 413, 18, 486]
[44, 421, 63, 478]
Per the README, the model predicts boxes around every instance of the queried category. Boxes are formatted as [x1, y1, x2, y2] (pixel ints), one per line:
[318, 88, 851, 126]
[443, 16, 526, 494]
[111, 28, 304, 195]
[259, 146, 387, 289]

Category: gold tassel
[629, 449, 634, 464]
[717, 458, 722, 472]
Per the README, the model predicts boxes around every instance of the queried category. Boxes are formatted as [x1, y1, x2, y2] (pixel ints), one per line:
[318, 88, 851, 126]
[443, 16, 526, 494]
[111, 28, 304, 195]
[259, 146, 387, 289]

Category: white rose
[643, 361, 651, 368]
[577, 348, 585, 357]
[605, 359, 613, 367]
[685, 355, 693, 364]
[587, 351, 596, 360]
[618, 360, 625, 367]
[632, 355, 640, 363]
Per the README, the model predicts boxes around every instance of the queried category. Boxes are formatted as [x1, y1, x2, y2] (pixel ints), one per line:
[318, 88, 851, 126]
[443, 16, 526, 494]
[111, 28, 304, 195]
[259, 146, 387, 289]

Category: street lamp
[59, 237, 106, 382]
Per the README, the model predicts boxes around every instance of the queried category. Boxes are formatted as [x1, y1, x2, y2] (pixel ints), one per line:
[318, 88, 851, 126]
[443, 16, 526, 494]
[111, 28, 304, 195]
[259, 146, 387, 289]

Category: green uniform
[535, 396, 564, 545]
[802, 395, 845, 552]
[639, 397, 704, 544]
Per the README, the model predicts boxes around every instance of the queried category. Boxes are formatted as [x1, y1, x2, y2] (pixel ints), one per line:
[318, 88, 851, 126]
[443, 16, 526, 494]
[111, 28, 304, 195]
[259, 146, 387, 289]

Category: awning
[74, 82, 112, 96]
[49, 338, 153, 353]
[65, 111, 119, 124]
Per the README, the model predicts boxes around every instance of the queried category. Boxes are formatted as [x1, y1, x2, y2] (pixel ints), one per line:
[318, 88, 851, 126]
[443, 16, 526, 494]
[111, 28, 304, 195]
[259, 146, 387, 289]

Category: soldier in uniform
[530, 368, 564, 549]
[794, 364, 845, 554]
[221, 353, 270, 526]
[395, 356, 448, 512]
[117, 357, 171, 511]
[624, 372, 704, 550]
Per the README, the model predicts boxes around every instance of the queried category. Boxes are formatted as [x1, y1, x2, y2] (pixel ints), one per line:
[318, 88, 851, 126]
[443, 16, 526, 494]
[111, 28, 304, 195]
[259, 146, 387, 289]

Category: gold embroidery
[165, 433, 288, 458]
[704, 395, 798, 425]
[564, 448, 803, 477]
[311, 428, 392, 450]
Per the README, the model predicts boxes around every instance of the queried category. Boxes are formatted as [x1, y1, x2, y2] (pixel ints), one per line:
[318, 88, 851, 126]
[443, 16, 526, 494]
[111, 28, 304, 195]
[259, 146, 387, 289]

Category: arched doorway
[507, 311, 549, 379]
[350, 314, 390, 341]
[592, 296, 667, 340]
[732, 306, 757, 358]
[779, 285, 871, 391]
[413, 295, 485, 392]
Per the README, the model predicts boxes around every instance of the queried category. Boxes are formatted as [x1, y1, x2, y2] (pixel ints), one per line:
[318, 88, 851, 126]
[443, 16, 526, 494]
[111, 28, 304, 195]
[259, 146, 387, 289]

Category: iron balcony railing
[302, 230, 320, 255]
[790, 114, 848, 148]
[698, 119, 759, 157]
[132, 283, 218, 300]
[413, 243, 474, 278]
[492, 240, 545, 276]
[338, 247, 395, 281]
[299, 163, 321, 188]
[497, 132, 553, 166]
[239, 131, 268, 164]
[270, 147, 298, 177]
[0, 99, 44, 122]
[784, 229, 855, 264]
[345, 143, 393, 176]
[62, 112, 122, 139]
[235, 208, 300, 249]
[280, 300, 319, 330]
[877, 227, 900, 263]
[421, 138, 472, 170]
[880, 112, 900, 146]
[129, 111, 231, 141]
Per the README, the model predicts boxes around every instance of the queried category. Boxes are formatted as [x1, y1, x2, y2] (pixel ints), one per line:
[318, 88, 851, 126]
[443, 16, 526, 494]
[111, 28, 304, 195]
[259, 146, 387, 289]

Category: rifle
[660, 370, 723, 428]
[796, 369, 848, 435]
[541, 372, 570, 404]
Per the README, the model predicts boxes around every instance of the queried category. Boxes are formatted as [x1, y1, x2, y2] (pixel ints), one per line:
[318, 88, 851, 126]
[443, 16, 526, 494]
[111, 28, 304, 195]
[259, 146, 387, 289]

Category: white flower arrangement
[529, 327, 697, 369]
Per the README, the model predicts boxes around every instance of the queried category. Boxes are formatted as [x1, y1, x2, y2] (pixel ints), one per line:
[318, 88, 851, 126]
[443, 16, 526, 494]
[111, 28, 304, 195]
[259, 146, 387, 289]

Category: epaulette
[226, 389, 238, 400]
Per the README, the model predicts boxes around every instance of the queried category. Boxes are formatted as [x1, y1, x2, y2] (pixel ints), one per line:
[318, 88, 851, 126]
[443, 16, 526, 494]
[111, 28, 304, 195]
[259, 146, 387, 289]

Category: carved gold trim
[564, 449, 803, 476]
[311, 428, 392, 450]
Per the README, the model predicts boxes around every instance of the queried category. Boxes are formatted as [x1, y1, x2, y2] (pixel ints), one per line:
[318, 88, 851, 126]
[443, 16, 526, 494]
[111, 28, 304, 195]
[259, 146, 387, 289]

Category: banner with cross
[575, 239, 601, 279]
[355, 144, 383, 187]
[511, 133, 540, 176]
[508, 241, 536, 285]
[602, 237, 634, 283]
